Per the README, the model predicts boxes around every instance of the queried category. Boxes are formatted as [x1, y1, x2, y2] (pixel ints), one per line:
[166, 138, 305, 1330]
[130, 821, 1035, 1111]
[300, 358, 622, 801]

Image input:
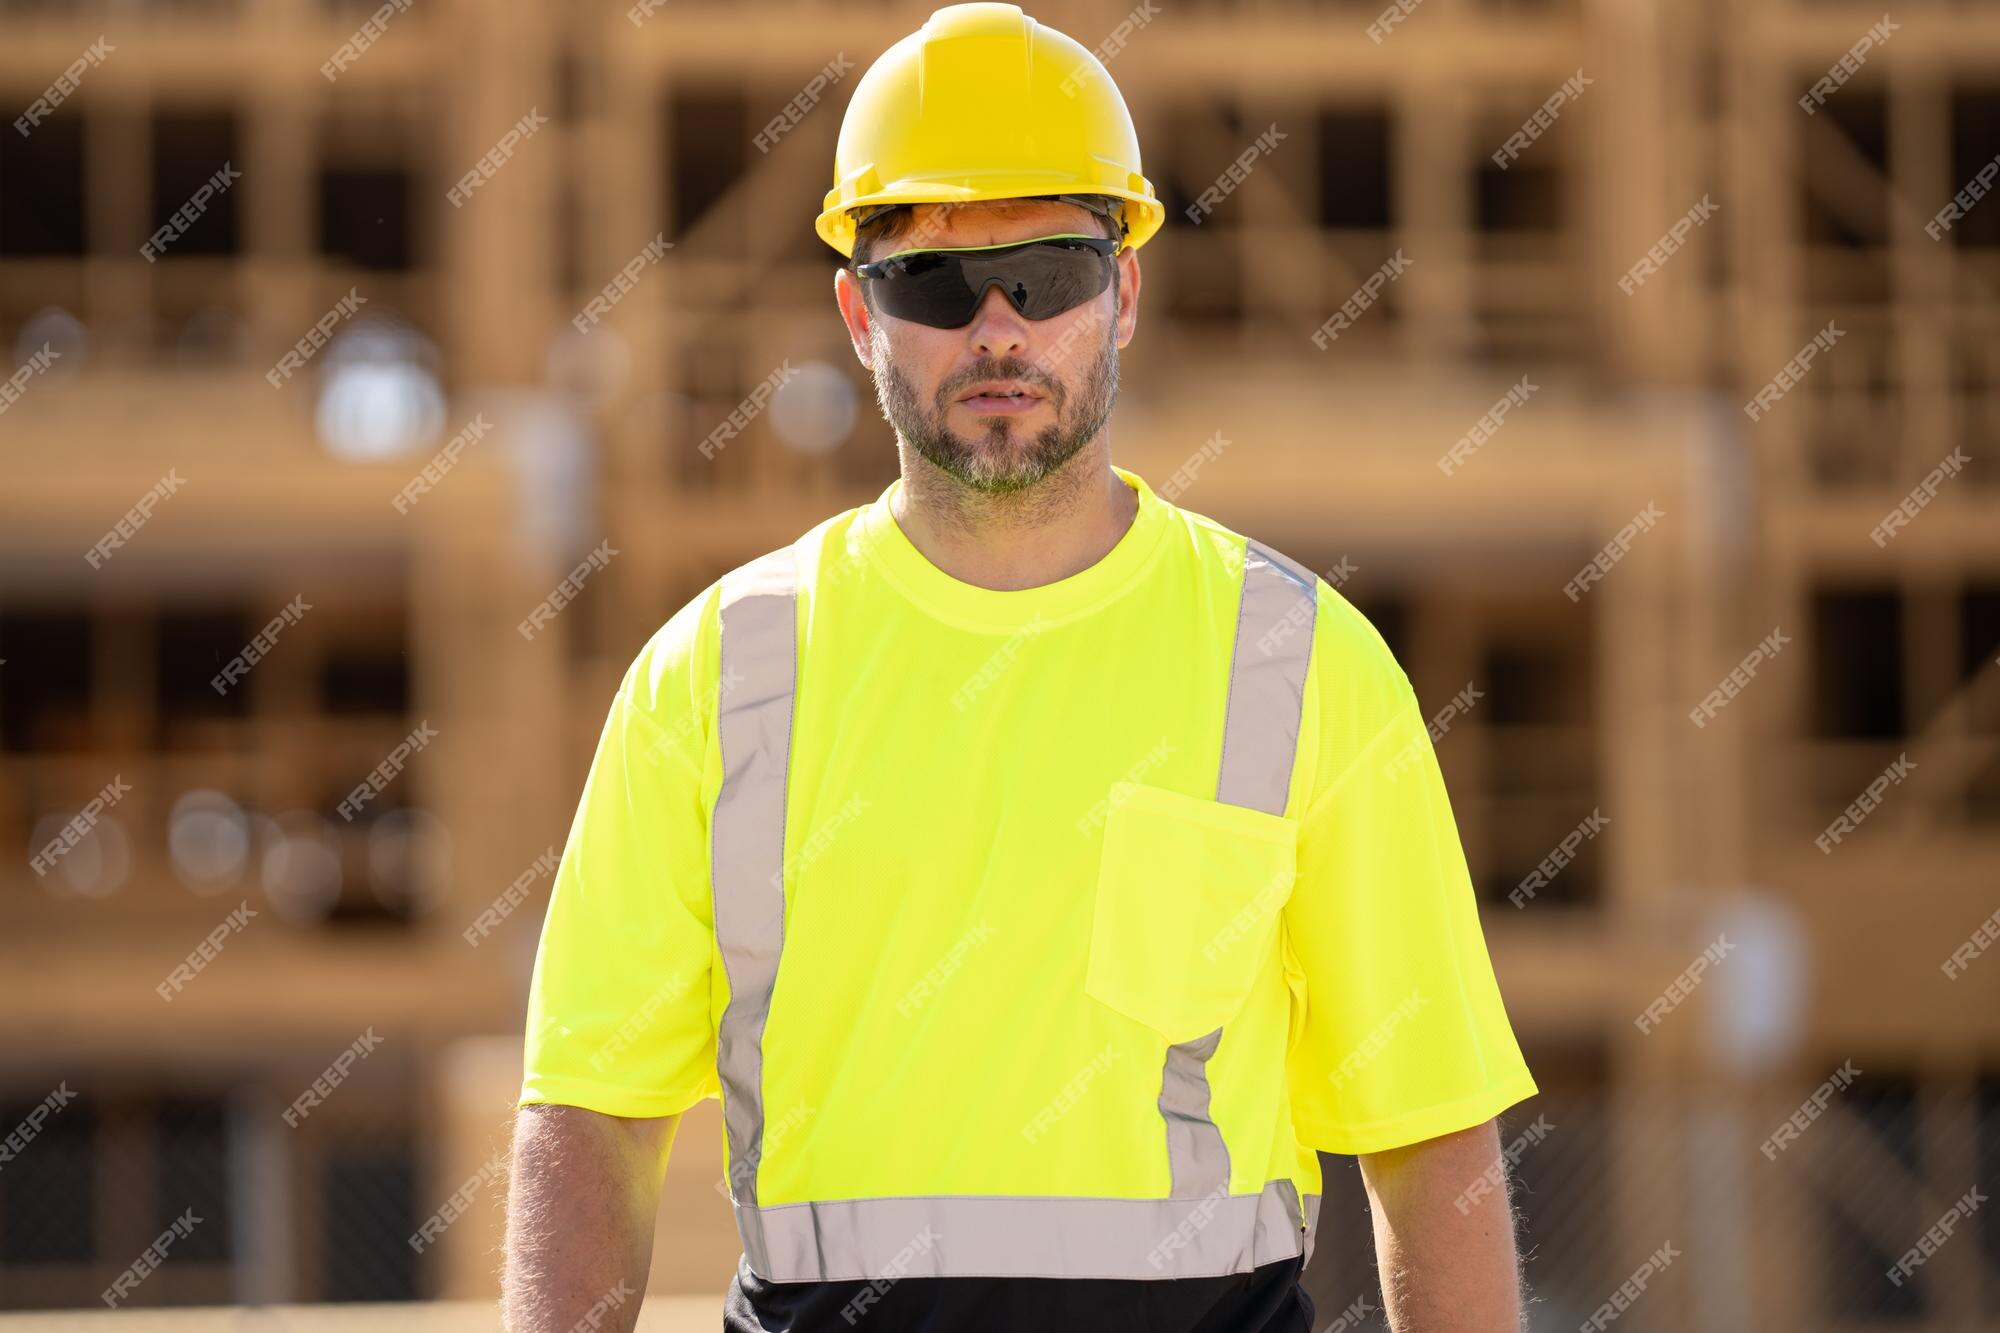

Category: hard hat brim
[817, 179, 1165, 261]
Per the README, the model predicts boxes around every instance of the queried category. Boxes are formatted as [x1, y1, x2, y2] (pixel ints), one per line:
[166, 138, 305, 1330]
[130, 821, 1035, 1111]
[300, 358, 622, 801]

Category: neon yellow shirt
[521, 465, 1535, 1208]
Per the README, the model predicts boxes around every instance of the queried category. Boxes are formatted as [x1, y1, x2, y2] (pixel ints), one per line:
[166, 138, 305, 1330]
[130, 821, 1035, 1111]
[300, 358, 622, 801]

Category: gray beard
[875, 327, 1120, 496]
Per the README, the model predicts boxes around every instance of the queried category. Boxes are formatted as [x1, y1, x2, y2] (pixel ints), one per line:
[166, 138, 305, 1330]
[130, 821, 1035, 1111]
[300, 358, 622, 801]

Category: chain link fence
[1300, 1081, 2000, 1332]
[0, 1077, 421, 1310]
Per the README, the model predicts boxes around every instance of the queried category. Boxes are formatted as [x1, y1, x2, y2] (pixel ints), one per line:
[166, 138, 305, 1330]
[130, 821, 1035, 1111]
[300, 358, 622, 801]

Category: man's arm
[1358, 1117, 1525, 1332]
[502, 1104, 680, 1333]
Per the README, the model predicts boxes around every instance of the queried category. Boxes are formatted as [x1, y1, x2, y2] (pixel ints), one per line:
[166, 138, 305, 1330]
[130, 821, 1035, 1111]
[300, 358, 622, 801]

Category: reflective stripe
[1158, 538, 1318, 1205]
[1217, 538, 1318, 817]
[738, 1180, 1312, 1281]
[1161, 1027, 1229, 1197]
[712, 547, 799, 1226]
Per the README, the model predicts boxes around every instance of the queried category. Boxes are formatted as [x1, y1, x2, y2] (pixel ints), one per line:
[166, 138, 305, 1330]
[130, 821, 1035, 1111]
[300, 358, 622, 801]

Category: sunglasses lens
[967, 244, 1112, 321]
[869, 251, 979, 328]
[868, 240, 1112, 329]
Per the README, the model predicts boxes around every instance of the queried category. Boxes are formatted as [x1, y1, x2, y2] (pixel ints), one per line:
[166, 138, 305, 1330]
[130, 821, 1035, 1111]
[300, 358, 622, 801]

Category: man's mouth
[958, 380, 1043, 404]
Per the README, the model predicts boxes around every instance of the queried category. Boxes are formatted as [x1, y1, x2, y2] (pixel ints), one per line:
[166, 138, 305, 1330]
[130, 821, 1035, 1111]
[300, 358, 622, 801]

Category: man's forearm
[1358, 1118, 1524, 1332]
[502, 1104, 679, 1333]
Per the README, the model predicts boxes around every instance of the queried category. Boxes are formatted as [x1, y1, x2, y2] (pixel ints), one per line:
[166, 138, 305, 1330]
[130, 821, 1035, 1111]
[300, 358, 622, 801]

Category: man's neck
[889, 444, 1140, 593]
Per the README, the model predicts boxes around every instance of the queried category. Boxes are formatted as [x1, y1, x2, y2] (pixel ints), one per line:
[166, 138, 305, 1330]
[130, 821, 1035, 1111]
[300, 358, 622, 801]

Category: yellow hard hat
[816, 2, 1166, 260]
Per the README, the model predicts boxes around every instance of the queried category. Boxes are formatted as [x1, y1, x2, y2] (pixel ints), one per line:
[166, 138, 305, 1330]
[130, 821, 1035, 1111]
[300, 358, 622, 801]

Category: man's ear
[835, 266, 876, 369]
[1112, 245, 1141, 350]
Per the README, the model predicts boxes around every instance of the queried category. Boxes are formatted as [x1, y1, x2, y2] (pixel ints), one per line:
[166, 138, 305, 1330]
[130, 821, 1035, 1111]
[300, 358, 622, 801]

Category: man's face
[835, 200, 1141, 495]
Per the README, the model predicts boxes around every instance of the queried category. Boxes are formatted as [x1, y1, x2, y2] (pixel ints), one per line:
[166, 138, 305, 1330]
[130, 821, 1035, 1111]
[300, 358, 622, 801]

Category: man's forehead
[903, 199, 1094, 246]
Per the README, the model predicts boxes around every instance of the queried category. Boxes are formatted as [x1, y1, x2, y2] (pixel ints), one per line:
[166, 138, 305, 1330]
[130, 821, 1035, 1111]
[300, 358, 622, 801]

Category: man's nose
[966, 281, 1029, 355]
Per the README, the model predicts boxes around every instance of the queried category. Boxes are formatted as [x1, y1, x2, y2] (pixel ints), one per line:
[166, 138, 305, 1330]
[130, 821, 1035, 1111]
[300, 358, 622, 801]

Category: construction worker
[503, 5, 1537, 1331]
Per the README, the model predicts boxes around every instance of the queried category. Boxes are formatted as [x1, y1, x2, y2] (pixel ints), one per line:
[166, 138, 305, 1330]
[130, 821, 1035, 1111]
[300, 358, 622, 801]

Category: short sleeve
[1282, 591, 1537, 1155]
[518, 592, 722, 1119]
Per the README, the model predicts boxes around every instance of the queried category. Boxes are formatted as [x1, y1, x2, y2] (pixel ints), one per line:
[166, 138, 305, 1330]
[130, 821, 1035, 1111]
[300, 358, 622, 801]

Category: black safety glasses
[853, 233, 1121, 329]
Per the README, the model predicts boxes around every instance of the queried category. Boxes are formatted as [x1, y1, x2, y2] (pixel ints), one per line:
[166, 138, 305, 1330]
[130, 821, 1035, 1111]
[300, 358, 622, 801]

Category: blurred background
[0, 0, 1997, 1328]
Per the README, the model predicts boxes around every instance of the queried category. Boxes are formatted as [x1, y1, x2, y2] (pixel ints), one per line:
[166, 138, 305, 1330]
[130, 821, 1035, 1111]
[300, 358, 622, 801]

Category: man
[503, 5, 1538, 1331]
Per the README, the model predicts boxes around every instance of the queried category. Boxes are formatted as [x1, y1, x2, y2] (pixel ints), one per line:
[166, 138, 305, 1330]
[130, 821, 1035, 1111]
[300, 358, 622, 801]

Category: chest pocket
[1084, 783, 1299, 1043]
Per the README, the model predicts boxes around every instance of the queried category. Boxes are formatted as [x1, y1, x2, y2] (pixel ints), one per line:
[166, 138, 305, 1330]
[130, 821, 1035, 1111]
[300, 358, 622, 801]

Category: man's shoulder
[625, 502, 870, 690]
[1153, 491, 1312, 586]
[709, 501, 876, 601]
[1159, 494, 1401, 687]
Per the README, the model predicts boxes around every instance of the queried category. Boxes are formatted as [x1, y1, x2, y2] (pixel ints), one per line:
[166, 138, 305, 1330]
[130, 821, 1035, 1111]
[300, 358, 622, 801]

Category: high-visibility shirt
[520, 464, 1537, 1297]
